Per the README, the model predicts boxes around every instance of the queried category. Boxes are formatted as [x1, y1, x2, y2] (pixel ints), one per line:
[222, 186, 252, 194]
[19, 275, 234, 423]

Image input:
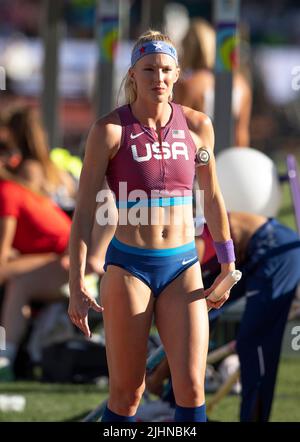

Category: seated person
[145, 212, 300, 422]
[0, 137, 111, 381]
[0, 136, 71, 380]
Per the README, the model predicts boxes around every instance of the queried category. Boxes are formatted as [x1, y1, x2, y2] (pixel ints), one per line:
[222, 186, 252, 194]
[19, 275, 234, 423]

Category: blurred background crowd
[0, 0, 300, 158]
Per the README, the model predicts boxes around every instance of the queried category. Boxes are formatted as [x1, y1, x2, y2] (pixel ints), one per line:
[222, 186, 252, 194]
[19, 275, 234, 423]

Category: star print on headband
[131, 40, 178, 67]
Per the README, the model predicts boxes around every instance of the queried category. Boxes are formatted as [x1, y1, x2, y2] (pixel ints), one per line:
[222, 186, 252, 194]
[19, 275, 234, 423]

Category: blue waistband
[116, 196, 193, 209]
[111, 236, 196, 257]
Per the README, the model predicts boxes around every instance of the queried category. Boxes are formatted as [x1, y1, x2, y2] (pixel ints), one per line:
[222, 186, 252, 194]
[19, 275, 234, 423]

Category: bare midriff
[115, 204, 195, 249]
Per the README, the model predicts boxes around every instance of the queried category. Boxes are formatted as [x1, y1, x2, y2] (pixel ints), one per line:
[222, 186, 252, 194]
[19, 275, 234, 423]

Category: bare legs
[100, 265, 154, 416]
[99, 262, 208, 417]
[155, 262, 208, 407]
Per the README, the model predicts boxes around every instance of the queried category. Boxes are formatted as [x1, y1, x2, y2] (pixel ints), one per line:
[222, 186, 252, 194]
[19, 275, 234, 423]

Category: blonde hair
[181, 19, 216, 71]
[119, 29, 177, 105]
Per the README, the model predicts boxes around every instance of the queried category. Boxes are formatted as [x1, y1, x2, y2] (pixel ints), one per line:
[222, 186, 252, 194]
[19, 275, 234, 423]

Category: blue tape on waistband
[116, 196, 193, 209]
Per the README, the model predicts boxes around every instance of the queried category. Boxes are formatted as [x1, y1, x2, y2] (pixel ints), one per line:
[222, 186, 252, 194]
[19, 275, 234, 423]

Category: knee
[173, 374, 205, 406]
[109, 381, 145, 415]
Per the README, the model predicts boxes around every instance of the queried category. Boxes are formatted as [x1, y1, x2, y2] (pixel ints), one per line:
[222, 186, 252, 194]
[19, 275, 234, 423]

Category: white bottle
[0, 395, 26, 412]
[207, 270, 242, 311]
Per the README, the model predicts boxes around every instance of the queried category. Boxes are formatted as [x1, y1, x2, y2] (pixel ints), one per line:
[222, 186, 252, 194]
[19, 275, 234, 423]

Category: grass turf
[0, 382, 108, 422]
[0, 356, 299, 422]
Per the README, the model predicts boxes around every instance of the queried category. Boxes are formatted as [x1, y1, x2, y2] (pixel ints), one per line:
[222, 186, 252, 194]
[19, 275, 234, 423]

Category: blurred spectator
[174, 18, 252, 147]
[0, 133, 115, 381]
[2, 105, 77, 212]
[0, 134, 72, 381]
[0, 0, 42, 37]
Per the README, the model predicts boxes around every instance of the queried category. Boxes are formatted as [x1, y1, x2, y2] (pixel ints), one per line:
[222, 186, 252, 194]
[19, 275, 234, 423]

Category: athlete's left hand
[204, 262, 236, 310]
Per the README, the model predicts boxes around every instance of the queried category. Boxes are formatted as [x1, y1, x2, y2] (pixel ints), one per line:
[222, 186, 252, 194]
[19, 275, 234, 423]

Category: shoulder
[80, 109, 124, 168]
[181, 105, 213, 135]
[180, 105, 214, 152]
[90, 109, 122, 148]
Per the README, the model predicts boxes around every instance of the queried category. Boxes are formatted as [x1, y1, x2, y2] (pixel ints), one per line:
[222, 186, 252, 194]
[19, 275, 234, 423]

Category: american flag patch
[172, 129, 185, 139]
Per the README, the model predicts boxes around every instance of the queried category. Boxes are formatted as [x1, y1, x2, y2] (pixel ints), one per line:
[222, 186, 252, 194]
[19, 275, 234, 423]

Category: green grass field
[0, 356, 299, 422]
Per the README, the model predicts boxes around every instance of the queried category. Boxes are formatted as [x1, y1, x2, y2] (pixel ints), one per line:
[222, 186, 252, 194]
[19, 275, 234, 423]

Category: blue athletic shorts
[103, 236, 199, 297]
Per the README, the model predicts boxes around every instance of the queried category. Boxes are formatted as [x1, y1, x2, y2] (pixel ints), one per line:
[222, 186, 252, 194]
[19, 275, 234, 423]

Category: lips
[152, 87, 165, 92]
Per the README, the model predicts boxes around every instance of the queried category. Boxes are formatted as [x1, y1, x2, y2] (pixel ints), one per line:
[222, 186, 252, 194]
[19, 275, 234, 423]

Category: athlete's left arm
[184, 108, 231, 242]
[185, 107, 235, 306]
[196, 120, 231, 243]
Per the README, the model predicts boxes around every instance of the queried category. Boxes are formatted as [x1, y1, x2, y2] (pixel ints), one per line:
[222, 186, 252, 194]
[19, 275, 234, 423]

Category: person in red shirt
[0, 132, 111, 381]
[0, 135, 72, 380]
[0, 179, 71, 256]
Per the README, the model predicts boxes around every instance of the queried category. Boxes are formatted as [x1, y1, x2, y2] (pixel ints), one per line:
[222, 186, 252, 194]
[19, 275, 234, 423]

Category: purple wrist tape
[213, 239, 235, 264]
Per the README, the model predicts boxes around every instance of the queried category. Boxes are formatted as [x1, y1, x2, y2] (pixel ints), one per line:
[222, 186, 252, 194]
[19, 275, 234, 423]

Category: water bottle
[0, 395, 26, 412]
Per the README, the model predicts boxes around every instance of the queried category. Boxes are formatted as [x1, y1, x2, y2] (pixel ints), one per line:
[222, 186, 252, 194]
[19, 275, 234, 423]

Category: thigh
[100, 265, 154, 385]
[7, 257, 69, 301]
[154, 262, 208, 384]
[0, 253, 58, 285]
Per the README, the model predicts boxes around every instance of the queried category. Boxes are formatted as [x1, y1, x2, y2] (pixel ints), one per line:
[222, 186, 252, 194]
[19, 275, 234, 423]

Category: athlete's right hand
[68, 285, 104, 338]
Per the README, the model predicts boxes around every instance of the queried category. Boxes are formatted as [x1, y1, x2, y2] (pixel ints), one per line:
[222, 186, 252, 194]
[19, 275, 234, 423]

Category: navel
[161, 229, 168, 239]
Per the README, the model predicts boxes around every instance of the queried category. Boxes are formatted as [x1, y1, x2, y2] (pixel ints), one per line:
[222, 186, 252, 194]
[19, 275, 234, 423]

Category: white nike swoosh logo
[130, 131, 144, 139]
[182, 257, 197, 265]
[245, 290, 259, 297]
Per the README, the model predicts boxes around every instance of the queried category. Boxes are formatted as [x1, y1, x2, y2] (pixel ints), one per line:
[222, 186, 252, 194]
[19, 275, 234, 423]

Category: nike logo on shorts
[182, 257, 197, 265]
[130, 131, 144, 139]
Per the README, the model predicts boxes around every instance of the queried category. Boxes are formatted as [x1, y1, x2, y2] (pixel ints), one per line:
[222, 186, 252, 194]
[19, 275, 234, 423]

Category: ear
[173, 67, 180, 84]
[129, 67, 135, 81]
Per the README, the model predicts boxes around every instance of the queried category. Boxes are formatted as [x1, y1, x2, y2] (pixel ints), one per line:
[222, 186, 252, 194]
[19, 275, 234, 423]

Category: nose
[154, 68, 164, 83]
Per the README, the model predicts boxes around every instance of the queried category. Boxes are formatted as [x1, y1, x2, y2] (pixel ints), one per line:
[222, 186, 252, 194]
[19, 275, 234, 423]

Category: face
[130, 52, 179, 103]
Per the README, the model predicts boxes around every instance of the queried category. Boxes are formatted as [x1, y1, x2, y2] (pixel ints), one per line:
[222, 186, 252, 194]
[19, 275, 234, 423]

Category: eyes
[143, 67, 173, 72]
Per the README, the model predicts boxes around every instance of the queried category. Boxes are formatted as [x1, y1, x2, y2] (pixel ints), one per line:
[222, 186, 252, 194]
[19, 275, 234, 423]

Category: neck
[131, 99, 171, 129]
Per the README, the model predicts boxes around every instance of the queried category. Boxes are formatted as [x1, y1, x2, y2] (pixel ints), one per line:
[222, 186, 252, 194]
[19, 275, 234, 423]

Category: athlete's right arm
[68, 115, 121, 336]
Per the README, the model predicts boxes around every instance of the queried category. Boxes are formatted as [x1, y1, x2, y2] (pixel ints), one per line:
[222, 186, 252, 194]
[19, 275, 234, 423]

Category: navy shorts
[104, 236, 199, 297]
